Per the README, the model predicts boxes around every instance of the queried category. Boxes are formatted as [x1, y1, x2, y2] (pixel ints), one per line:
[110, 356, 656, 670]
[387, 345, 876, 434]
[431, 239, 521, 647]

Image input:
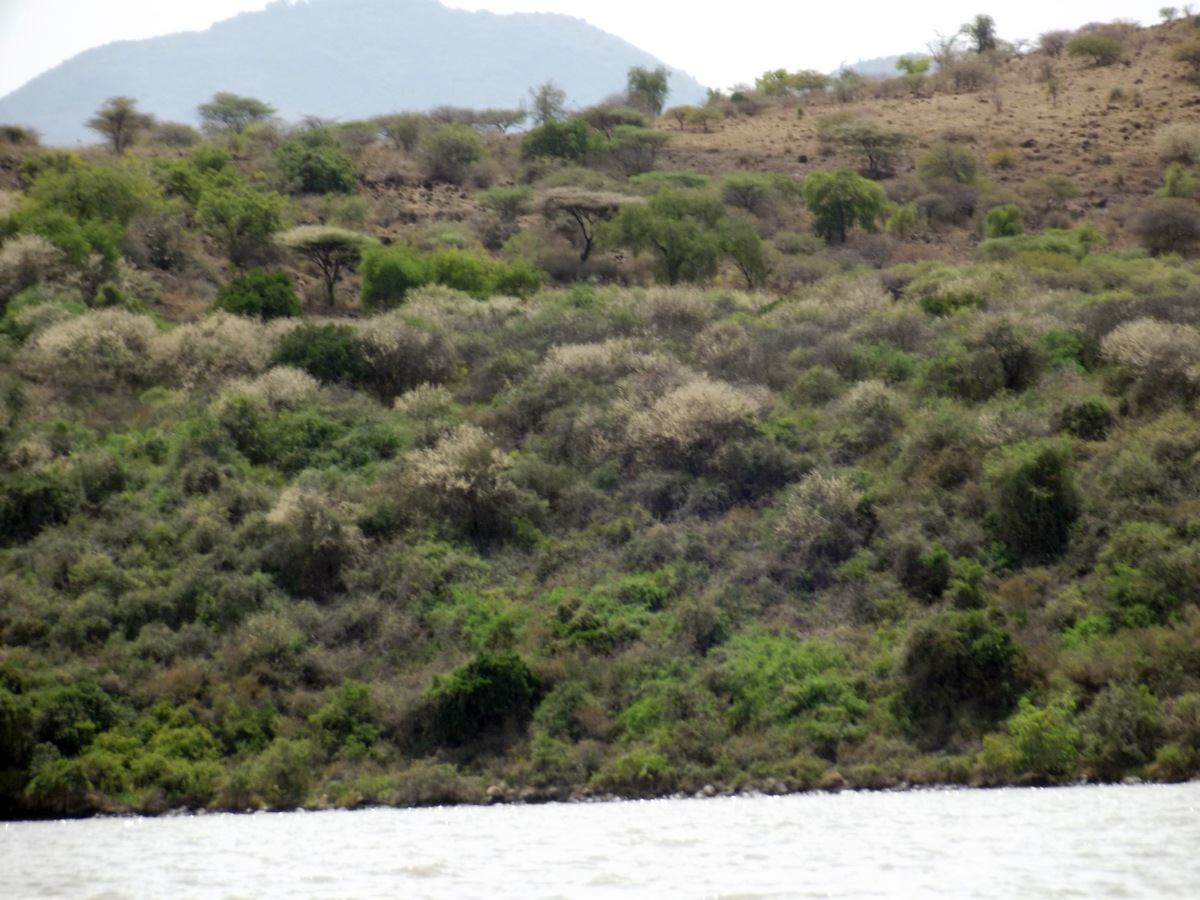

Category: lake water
[4, 782, 1199, 898]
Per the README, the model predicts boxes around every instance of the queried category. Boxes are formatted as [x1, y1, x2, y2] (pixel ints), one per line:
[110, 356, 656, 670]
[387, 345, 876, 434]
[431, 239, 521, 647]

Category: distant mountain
[834, 55, 921, 78]
[0, 0, 707, 146]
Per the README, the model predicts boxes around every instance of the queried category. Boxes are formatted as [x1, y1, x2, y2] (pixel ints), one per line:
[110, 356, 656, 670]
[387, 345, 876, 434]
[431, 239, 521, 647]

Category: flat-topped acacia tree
[198, 92, 276, 135]
[277, 226, 378, 305]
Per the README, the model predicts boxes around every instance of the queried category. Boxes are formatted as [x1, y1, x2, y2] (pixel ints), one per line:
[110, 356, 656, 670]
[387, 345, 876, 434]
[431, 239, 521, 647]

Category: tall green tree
[86, 97, 154, 153]
[626, 66, 671, 116]
[802, 169, 886, 243]
[605, 188, 736, 284]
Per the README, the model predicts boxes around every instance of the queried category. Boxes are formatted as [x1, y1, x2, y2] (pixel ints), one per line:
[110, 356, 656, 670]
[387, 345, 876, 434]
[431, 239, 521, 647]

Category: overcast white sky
[0, 0, 1176, 99]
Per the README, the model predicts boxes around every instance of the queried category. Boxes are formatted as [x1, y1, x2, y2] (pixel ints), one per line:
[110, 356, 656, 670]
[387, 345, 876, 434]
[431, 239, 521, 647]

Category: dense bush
[213, 269, 302, 319]
[520, 118, 593, 161]
[275, 132, 359, 194]
[986, 440, 1079, 564]
[419, 124, 483, 185]
[903, 610, 1025, 746]
[424, 652, 541, 746]
[273, 322, 362, 383]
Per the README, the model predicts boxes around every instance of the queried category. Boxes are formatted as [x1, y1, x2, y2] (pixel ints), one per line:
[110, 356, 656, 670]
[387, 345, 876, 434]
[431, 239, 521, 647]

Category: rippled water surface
[4, 782, 1200, 898]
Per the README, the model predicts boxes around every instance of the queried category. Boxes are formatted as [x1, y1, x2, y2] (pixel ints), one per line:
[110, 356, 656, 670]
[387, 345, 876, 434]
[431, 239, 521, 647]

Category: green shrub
[1067, 34, 1125, 66]
[425, 652, 541, 746]
[1081, 683, 1165, 779]
[213, 268, 302, 319]
[359, 245, 429, 312]
[714, 630, 867, 756]
[273, 322, 362, 382]
[419, 124, 483, 185]
[984, 204, 1024, 238]
[520, 118, 593, 161]
[1057, 398, 1114, 440]
[903, 609, 1025, 745]
[309, 680, 378, 761]
[981, 695, 1081, 781]
[275, 132, 358, 194]
[986, 440, 1079, 564]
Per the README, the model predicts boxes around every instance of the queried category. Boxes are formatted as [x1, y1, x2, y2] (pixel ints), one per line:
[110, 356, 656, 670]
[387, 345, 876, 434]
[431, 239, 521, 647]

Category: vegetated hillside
[4, 15, 1200, 819]
[0, 0, 706, 146]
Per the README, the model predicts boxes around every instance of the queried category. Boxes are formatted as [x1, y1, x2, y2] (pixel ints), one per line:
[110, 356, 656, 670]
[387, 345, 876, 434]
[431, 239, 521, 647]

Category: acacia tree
[626, 66, 671, 116]
[542, 187, 631, 261]
[276, 225, 378, 305]
[803, 168, 886, 244]
[198, 92, 276, 134]
[86, 97, 154, 153]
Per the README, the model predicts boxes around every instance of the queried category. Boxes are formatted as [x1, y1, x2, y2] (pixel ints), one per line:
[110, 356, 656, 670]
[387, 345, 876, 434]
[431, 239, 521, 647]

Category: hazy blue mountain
[0, 0, 708, 146]
[834, 54, 927, 77]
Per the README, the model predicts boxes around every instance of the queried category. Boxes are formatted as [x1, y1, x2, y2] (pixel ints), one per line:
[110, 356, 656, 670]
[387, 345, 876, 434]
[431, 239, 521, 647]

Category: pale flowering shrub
[834, 379, 906, 454]
[402, 424, 533, 540]
[264, 486, 366, 600]
[19, 308, 158, 392]
[612, 286, 734, 337]
[393, 383, 457, 445]
[624, 375, 769, 466]
[0, 235, 67, 302]
[1100, 317, 1200, 410]
[1100, 318, 1200, 374]
[786, 272, 892, 327]
[355, 313, 459, 400]
[533, 339, 676, 386]
[221, 366, 320, 411]
[153, 312, 281, 389]
[403, 284, 524, 332]
[393, 382, 455, 418]
[775, 469, 864, 564]
[1155, 122, 1200, 165]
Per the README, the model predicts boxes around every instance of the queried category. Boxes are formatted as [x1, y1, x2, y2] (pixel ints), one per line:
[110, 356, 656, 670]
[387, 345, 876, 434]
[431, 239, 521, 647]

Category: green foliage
[1159, 163, 1196, 199]
[802, 168, 886, 243]
[276, 225, 377, 305]
[309, 681, 379, 761]
[984, 204, 1024, 238]
[520, 118, 593, 162]
[980, 696, 1081, 781]
[580, 104, 648, 138]
[425, 652, 541, 746]
[213, 268, 302, 319]
[1067, 34, 1125, 66]
[604, 188, 728, 284]
[479, 185, 532, 224]
[359, 245, 428, 311]
[1082, 684, 1165, 779]
[86, 96, 154, 153]
[626, 66, 670, 116]
[275, 132, 358, 195]
[273, 322, 362, 383]
[198, 92, 276, 134]
[819, 118, 912, 178]
[195, 173, 288, 258]
[903, 610, 1024, 744]
[419, 124, 484, 185]
[986, 440, 1080, 564]
[918, 142, 980, 185]
[714, 631, 867, 755]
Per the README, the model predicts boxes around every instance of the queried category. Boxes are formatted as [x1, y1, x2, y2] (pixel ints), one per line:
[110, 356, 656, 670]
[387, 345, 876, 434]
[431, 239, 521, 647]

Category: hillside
[0, 0, 706, 146]
[3, 16, 1200, 818]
